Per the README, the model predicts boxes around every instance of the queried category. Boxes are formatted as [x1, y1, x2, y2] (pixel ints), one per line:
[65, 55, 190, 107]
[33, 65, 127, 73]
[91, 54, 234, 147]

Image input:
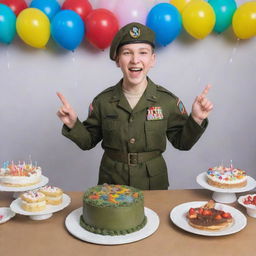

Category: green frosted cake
[80, 184, 147, 235]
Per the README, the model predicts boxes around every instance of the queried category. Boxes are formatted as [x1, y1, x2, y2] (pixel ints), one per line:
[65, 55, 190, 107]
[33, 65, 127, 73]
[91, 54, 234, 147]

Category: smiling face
[116, 43, 156, 89]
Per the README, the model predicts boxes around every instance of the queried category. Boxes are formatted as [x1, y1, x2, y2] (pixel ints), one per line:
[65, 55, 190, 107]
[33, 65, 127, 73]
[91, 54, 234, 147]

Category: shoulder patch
[88, 102, 94, 117]
[177, 99, 187, 115]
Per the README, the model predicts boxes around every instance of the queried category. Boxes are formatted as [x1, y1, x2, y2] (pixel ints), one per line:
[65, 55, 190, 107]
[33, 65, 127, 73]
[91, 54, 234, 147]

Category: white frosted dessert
[20, 191, 46, 212]
[206, 166, 247, 188]
[39, 186, 63, 205]
[0, 161, 42, 187]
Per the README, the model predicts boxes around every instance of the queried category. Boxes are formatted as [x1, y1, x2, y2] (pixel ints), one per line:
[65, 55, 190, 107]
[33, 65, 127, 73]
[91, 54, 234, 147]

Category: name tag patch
[147, 106, 164, 120]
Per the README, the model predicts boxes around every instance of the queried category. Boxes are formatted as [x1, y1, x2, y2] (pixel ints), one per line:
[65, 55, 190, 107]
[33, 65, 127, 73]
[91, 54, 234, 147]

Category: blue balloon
[0, 4, 16, 44]
[30, 0, 60, 20]
[208, 0, 237, 33]
[51, 10, 85, 51]
[146, 3, 182, 46]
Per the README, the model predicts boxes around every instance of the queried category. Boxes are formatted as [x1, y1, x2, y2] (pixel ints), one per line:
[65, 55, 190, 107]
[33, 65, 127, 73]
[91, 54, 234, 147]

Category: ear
[115, 57, 120, 67]
[150, 53, 156, 68]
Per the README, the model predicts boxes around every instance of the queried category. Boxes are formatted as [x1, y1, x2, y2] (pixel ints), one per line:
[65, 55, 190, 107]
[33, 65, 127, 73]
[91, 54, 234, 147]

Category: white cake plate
[10, 194, 71, 220]
[196, 173, 256, 203]
[65, 207, 159, 245]
[0, 175, 49, 198]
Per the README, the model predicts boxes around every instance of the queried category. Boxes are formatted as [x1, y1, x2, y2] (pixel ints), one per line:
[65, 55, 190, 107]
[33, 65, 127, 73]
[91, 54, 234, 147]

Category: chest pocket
[102, 117, 121, 150]
[145, 119, 167, 151]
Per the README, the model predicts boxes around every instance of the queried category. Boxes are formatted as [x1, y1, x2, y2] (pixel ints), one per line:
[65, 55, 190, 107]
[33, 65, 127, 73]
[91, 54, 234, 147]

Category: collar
[109, 77, 158, 103]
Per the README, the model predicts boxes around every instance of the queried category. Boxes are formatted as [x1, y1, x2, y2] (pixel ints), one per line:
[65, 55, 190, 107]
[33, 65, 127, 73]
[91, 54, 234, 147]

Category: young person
[57, 22, 213, 190]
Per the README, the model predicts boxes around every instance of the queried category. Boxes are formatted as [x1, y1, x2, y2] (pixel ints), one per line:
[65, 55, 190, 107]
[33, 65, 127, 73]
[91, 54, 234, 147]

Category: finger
[57, 110, 66, 117]
[61, 106, 70, 114]
[200, 84, 212, 98]
[207, 104, 213, 111]
[58, 106, 69, 116]
[57, 92, 70, 107]
[200, 98, 208, 106]
[57, 111, 64, 118]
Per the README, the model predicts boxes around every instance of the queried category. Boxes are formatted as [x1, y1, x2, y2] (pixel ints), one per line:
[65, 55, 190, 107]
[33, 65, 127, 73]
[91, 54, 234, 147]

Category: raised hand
[191, 84, 213, 125]
[56, 92, 78, 129]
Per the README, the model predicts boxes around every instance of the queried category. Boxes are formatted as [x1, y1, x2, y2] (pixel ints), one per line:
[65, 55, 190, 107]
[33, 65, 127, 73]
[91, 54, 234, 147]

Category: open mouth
[128, 67, 143, 72]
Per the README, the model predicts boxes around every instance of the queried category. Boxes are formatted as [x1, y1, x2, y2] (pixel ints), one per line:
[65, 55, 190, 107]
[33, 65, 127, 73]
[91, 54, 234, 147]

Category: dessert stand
[196, 173, 256, 203]
[0, 175, 49, 198]
[10, 193, 71, 220]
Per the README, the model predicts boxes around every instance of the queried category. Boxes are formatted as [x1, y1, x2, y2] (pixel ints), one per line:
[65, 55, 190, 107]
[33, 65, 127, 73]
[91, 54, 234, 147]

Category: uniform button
[152, 95, 157, 99]
[129, 117, 134, 122]
[130, 138, 136, 144]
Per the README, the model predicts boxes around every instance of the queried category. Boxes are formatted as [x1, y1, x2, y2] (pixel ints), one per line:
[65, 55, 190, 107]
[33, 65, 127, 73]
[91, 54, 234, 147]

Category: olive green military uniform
[62, 78, 208, 190]
[61, 22, 208, 190]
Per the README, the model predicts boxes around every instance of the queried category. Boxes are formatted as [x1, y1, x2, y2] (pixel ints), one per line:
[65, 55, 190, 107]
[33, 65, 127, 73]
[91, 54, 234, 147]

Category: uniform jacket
[62, 78, 208, 190]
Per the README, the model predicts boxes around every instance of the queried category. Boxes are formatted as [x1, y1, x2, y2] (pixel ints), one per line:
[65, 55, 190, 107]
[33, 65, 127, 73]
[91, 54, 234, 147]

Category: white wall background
[1, 0, 255, 191]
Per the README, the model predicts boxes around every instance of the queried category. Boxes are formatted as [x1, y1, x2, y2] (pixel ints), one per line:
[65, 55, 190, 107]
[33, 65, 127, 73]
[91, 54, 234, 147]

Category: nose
[131, 53, 140, 64]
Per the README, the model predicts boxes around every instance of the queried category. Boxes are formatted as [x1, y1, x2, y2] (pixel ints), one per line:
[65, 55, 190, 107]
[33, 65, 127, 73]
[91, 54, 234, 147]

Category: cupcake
[39, 186, 63, 205]
[20, 191, 46, 212]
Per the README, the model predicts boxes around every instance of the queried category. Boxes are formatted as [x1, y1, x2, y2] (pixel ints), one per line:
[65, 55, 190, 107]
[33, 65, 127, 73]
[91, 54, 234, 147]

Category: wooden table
[1, 189, 255, 256]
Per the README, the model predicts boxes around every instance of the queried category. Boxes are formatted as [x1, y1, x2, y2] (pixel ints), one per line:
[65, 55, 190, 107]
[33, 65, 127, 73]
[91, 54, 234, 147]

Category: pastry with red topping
[187, 200, 233, 231]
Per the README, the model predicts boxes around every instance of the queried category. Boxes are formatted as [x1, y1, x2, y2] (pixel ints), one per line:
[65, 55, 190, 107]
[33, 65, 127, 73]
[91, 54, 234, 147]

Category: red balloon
[85, 9, 119, 50]
[0, 0, 27, 16]
[62, 0, 92, 22]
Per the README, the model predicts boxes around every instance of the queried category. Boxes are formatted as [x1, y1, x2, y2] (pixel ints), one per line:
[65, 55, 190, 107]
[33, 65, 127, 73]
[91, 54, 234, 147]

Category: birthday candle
[230, 160, 233, 169]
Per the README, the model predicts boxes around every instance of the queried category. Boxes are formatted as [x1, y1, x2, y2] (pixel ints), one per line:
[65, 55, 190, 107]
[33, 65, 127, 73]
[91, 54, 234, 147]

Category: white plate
[10, 194, 71, 216]
[196, 173, 256, 193]
[0, 207, 15, 224]
[0, 175, 49, 192]
[170, 201, 247, 236]
[65, 207, 159, 245]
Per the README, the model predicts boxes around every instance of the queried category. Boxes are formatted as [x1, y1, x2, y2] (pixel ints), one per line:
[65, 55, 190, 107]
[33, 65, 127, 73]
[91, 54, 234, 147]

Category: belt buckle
[128, 153, 138, 166]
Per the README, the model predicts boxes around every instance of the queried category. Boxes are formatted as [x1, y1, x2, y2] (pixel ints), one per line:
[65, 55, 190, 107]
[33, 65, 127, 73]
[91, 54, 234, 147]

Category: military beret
[110, 22, 155, 61]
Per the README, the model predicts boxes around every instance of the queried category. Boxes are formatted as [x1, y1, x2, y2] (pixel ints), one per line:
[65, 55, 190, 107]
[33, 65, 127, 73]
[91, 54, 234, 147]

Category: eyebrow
[121, 47, 151, 52]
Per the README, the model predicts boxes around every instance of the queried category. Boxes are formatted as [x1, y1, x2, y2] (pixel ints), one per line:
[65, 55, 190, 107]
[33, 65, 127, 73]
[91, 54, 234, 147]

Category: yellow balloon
[16, 8, 50, 48]
[170, 0, 197, 13]
[182, 1, 216, 39]
[232, 2, 256, 39]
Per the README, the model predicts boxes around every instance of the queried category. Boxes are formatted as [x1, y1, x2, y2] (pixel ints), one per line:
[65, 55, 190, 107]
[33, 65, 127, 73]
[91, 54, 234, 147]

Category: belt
[105, 150, 161, 166]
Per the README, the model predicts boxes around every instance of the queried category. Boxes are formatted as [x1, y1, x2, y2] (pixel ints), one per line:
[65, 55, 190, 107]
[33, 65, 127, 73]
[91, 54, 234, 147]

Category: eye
[140, 51, 149, 55]
[122, 51, 131, 55]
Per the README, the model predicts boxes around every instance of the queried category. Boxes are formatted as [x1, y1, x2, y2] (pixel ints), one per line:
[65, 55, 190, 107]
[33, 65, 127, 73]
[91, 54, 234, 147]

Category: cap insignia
[129, 26, 141, 39]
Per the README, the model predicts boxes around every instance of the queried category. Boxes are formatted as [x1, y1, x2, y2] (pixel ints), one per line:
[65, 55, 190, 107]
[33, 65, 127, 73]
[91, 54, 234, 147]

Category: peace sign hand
[56, 92, 78, 129]
[191, 84, 213, 125]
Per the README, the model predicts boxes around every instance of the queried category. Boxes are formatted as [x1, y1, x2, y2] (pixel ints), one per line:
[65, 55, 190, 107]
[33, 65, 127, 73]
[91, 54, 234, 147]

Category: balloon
[182, 1, 216, 39]
[62, 0, 92, 22]
[85, 8, 119, 50]
[0, 4, 16, 44]
[51, 10, 85, 51]
[146, 3, 182, 46]
[208, 0, 237, 33]
[114, 0, 148, 27]
[171, 0, 196, 13]
[16, 8, 50, 48]
[30, 0, 60, 20]
[97, 0, 117, 12]
[0, 0, 27, 16]
[232, 2, 256, 39]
